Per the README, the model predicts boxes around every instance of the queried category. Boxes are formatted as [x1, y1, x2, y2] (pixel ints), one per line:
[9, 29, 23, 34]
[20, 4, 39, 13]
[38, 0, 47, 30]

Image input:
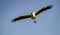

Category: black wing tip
[11, 18, 17, 22]
[11, 19, 16, 22]
[47, 5, 53, 9]
[11, 18, 21, 22]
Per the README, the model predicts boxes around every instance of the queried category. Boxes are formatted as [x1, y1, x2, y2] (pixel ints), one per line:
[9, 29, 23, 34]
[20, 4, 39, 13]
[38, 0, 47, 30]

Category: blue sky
[0, 0, 60, 35]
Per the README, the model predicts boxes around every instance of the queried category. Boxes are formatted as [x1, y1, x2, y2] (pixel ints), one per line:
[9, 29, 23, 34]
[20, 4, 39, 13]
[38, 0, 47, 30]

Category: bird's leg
[33, 19, 36, 24]
[34, 20, 36, 24]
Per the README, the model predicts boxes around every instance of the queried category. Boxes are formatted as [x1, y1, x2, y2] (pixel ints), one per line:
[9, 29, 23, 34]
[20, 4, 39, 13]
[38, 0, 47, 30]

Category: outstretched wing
[34, 5, 52, 15]
[12, 14, 31, 22]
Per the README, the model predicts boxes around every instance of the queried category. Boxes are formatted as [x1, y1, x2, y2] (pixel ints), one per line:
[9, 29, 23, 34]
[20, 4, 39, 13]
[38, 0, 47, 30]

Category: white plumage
[12, 5, 52, 23]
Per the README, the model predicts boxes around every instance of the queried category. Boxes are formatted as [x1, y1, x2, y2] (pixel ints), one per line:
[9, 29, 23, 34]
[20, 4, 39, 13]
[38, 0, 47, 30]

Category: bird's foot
[34, 21, 36, 24]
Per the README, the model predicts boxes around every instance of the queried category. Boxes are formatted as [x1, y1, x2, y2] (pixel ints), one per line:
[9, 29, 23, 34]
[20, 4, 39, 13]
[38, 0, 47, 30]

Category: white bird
[12, 5, 52, 23]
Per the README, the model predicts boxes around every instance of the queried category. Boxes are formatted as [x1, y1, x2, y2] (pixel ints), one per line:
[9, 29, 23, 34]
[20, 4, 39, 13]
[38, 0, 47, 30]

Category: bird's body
[31, 12, 36, 19]
[12, 5, 52, 23]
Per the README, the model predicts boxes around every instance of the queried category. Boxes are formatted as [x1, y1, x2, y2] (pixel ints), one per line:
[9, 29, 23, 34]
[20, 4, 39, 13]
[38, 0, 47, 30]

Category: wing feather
[35, 5, 52, 15]
[12, 14, 31, 22]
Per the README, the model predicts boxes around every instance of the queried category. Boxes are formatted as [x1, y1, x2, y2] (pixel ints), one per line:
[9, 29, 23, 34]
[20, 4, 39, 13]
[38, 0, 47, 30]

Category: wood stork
[12, 5, 52, 23]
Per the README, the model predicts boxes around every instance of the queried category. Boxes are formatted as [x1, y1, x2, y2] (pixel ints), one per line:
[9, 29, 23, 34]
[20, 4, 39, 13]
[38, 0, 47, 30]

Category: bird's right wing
[12, 14, 31, 22]
[34, 5, 52, 15]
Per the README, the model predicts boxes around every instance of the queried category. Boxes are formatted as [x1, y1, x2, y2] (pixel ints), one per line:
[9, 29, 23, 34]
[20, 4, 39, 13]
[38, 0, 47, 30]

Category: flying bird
[12, 5, 52, 23]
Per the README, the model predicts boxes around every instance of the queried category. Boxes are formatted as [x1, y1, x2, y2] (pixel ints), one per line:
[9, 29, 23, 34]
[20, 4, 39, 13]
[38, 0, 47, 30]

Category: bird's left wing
[34, 5, 52, 15]
[12, 14, 31, 22]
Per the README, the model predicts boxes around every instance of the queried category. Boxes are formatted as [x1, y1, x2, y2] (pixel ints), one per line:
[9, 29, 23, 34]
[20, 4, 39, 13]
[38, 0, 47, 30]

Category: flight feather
[12, 14, 31, 22]
[35, 5, 52, 15]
